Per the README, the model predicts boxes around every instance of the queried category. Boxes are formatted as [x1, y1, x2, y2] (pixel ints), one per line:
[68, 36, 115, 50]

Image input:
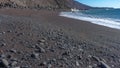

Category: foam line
[60, 12, 120, 30]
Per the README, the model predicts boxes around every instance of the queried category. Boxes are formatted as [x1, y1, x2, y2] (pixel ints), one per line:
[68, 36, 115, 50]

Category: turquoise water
[60, 9, 120, 29]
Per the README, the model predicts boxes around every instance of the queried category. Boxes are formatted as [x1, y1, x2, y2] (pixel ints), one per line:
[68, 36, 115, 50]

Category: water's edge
[60, 12, 120, 30]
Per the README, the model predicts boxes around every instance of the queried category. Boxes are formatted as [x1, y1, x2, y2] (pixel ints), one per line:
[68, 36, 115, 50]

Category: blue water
[60, 9, 120, 29]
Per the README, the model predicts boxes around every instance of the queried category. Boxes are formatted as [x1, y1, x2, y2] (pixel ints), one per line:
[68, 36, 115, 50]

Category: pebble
[14, 67, 20, 68]
[11, 58, 18, 62]
[76, 61, 80, 66]
[39, 47, 45, 53]
[118, 59, 120, 62]
[21, 65, 30, 68]
[49, 49, 55, 52]
[39, 61, 47, 66]
[6, 54, 12, 59]
[100, 61, 111, 68]
[38, 39, 45, 43]
[77, 55, 82, 60]
[31, 53, 39, 59]
[79, 48, 84, 52]
[10, 49, 17, 53]
[0, 54, 6, 58]
[0, 42, 6, 47]
[62, 57, 67, 61]
[52, 58, 56, 62]
[35, 45, 45, 53]
[92, 56, 100, 62]
[47, 64, 52, 68]
[0, 59, 9, 67]
[40, 43, 44, 45]
[17, 33, 24, 36]
[11, 61, 18, 66]
[0, 32, 6, 35]
[88, 65, 93, 68]
[62, 51, 70, 56]
[2, 32, 6, 34]
[7, 30, 12, 33]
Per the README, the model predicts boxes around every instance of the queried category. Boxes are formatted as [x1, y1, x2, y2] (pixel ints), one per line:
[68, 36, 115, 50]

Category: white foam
[60, 12, 120, 30]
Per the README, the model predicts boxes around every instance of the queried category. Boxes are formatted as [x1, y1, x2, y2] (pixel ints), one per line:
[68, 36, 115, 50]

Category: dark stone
[39, 62, 47, 66]
[10, 49, 17, 53]
[31, 53, 39, 59]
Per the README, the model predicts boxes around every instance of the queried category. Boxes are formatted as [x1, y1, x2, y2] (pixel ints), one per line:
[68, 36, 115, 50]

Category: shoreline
[60, 11, 120, 30]
[0, 8, 120, 68]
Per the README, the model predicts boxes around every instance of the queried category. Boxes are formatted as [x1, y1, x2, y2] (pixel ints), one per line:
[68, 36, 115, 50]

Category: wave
[60, 12, 120, 30]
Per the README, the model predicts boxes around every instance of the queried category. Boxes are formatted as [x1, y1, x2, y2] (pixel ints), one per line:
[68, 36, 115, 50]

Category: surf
[60, 9, 120, 30]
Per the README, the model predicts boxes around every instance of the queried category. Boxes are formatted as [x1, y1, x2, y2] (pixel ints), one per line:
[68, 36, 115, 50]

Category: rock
[10, 58, 18, 62]
[40, 43, 44, 45]
[76, 61, 80, 66]
[49, 49, 55, 52]
[17, 33, 24, 36]
[2, 32, 6, 34]
[14, 67, 20, 68]
[10, 49, 17, 53]
[0, 50, 3, 54]
[10, 61, 17, 66]
[7, 30, 12, 33]
[52, 58, 56, 62]
[93, 64, 97, 67]
[0, 59, 9, 67]
[0, 32, 5, 35]
[31, 53, 39, 59]
[0, 54, 5, 58]
[91, 56, 111, 68]
[79, 48, 84, 52]
[88, 65, 93, 68]
[62, 51, 70, 56]
[38, 47, 45, 53]
[92, 56, 100, 62]
[6, 55, 12, 59]
[100, 61, 111, 68]
[111, 65, 114, 67]
[47, 64, 52, 68]
[77, 55, 82, 60]
[118, 59, 120, 62]
[21, 65, 30, 68]
[38, 39, 45, 43]
[35, 45, 45, 53]
[61, 57, 67, 61]
[39, 61, 47, 66]
[0, 42, 6, 47]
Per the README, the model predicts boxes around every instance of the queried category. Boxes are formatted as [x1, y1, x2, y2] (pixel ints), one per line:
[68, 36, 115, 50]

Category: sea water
[60, 9, 120, 30]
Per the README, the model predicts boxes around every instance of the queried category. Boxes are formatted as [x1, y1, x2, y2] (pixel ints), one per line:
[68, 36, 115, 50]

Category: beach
[0, 8, 120, 68]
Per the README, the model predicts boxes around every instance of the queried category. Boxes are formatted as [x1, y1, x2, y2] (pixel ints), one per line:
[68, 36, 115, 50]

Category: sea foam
[60, 12, 120, 30]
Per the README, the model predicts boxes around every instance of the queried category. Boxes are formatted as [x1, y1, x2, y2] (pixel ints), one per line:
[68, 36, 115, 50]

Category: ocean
[60, 9, 120, 30]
